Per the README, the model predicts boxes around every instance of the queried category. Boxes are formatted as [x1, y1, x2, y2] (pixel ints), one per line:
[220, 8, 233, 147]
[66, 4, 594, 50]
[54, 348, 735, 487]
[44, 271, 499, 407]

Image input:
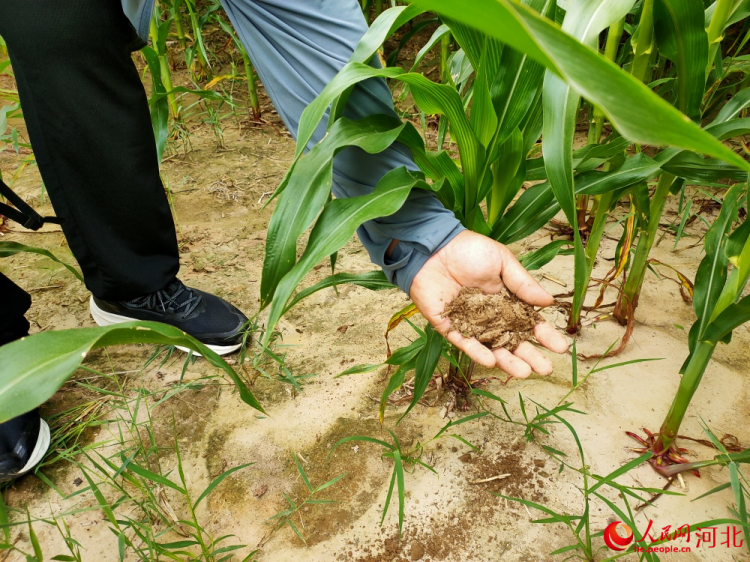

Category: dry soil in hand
[442, 286, 542, 351]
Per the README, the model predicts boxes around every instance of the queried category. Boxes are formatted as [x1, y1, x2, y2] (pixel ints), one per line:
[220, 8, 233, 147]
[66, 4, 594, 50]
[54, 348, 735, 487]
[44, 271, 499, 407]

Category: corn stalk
[639, 183, 750, 468]
[150, 7, 179, 120]
[213, 15, 262, 122]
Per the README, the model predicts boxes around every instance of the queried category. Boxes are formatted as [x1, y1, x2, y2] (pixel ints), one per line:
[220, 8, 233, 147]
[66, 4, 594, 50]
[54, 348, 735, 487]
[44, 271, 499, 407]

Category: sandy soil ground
[2, 103, 750, 562]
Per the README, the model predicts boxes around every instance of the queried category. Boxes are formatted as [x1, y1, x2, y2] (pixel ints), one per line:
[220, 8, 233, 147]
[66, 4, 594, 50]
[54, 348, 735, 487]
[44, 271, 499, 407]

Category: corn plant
[511, 0, 750, 335]
[183, 0, 219, 81]
[258, 1, 749, 418]
[213, 14, 262, 122]
[166, 0, 189, 53]
[142, 2, 229, 162]
[607, 0, 750, 328]
[629, 182, 750, 472]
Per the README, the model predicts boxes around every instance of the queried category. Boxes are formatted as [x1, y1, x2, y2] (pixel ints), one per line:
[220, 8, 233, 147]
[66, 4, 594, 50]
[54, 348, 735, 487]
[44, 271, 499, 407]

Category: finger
[445, 330, 496, 368]
[534, 321, 569, 354]
[514, 341, 554, 376]
[498, 246, 555, 307]
[492, 347, 532, 379]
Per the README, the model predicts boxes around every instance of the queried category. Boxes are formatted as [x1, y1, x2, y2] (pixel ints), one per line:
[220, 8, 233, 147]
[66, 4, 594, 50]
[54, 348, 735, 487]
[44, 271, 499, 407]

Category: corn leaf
[715, 88, 750, 124]
[400, 324, 444, 421]
[283, 271, 394, 315]
[351, 5, 426, 65]
[380, 358, 418, 422]
[0, 322, 263, 423]
[710, 217, 750, 320]
[653, 0, 708, 121]
[488, 128, 524, 224]
[0, 241, 82, 282]
[493, 153, 660, 245]
[140, 46, 169, 164]
[703, 294, 750, 345]
[264, 168, 427, 343]
[406, 23, 450, 71]
[490, 0, 554, 146]
[693, 183, 742, 332]
[261, 115, 404, 307]
[520, 240, 574, 271]
[418, 0, 750, 171]
[577, 153, 662, 195]
[543, 0, 635, 226]
[705, 117, 750, 141]
[397, 122, 465, 192]
[662, 153, 748, 183]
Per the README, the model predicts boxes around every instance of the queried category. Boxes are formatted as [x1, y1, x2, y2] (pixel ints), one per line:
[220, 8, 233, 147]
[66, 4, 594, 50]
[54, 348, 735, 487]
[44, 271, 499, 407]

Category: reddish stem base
[626, 428, 700, 478]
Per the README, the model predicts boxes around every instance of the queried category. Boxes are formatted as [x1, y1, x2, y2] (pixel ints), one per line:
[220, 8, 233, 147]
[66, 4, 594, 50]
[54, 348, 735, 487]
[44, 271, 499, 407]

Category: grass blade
[394, 449, 405, 537]
[193, 463, 253, 510]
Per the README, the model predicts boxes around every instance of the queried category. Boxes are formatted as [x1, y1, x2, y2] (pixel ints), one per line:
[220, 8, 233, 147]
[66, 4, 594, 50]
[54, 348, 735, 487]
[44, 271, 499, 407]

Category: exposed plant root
[627, 428, 700, 478]
[547, 218, 593, 244]
[583, 301, 616, 311]
[675, 433, 742, 453]
[634, 477, 676, 511]
[577, 302, 635, 360]
[384, 369, 499, 412]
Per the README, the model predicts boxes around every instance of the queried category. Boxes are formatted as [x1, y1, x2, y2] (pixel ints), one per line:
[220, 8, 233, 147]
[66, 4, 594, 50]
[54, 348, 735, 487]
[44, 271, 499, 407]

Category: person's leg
[0, 0, 249, 354]
[0, 274, 49, 483]
[0, 0, 178, 301]
[220, 0, 463, 294]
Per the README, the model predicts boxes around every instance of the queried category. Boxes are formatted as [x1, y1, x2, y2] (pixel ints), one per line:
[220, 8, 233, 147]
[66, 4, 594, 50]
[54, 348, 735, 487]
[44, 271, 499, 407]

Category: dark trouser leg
[0, 273, 43, 482]
[0, 0, 179, 301]
[0, 272, 30, 346]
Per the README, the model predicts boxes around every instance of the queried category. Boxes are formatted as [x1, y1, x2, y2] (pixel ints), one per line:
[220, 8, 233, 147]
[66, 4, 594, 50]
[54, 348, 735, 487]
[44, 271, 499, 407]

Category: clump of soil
[442, 287, 542, 351]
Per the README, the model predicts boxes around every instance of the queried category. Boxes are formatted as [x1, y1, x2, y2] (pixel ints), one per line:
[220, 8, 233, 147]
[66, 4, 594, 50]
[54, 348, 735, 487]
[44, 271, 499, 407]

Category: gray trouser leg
[220, 0, 464, 294]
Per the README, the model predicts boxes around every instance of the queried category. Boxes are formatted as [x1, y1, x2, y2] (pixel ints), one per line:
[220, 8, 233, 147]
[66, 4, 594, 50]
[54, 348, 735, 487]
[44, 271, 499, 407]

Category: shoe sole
[19, 419, 50, 476]
[90, 297, 242, 357]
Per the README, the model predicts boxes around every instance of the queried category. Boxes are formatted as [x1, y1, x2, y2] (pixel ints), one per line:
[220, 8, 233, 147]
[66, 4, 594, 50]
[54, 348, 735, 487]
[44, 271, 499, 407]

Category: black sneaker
[0, 410, 50, 483]
[90, 279, 248, 356]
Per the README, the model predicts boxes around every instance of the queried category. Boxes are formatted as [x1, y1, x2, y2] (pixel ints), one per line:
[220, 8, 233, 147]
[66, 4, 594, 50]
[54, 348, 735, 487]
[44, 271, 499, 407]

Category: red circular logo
[604, 521, 634, 551]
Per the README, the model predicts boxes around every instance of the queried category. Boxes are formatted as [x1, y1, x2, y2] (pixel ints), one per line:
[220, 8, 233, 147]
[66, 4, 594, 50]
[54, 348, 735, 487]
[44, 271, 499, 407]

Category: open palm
[410, 231, 569, 378]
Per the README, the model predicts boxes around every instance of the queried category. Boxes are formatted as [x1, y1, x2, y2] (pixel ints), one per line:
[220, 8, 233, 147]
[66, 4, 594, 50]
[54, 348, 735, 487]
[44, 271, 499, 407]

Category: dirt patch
[442, 287, 541, 351]
[344, 522, 471, 562]
[283, 417, 420, 548]
[149, 384, 221, 447]
[464, 440, 549, 503]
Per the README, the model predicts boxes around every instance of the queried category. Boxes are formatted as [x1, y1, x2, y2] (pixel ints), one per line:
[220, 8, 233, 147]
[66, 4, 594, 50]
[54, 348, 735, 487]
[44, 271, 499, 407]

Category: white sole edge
[19, 419, 50, 475]
[90, 297, 241, 357]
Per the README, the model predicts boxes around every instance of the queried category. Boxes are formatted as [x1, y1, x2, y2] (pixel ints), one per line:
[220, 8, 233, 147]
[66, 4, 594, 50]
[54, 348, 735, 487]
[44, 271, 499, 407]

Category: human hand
[409, 230, 569, 378]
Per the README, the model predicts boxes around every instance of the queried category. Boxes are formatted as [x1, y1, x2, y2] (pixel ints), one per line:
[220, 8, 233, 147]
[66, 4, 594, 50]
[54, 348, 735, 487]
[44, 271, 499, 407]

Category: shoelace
[125, 280, 202, 319]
